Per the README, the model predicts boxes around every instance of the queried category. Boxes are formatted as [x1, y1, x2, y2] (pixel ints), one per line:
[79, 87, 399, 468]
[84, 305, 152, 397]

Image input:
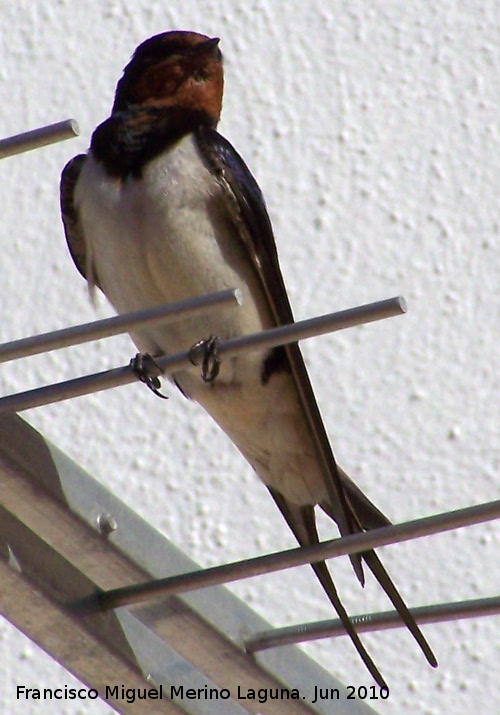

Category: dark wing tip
[362, 550, 438, 668]
[269, 490, 387, 687]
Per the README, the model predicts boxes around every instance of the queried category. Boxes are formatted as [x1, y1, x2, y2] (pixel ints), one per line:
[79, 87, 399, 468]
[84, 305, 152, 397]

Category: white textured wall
[0, 2, 498, 713]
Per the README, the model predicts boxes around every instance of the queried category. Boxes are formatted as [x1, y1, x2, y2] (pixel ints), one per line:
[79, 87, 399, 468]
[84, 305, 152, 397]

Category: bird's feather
[60, 154, 89, 282]
[60, 33, 437, 682]
[196, 127, 437, 676]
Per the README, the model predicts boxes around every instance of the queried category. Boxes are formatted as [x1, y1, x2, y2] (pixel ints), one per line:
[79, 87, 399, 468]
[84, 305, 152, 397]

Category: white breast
[74, 134, 328, 506]
[75, 134, 273, 364]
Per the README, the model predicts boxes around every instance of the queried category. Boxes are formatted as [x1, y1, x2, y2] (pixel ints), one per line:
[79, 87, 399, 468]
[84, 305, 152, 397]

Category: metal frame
[1, 119, 498, 714]
[0, 295, 406, 414]
[87, 500, 500, 612]
[0, 118, 386, 715]
[0, 414, 378, 715]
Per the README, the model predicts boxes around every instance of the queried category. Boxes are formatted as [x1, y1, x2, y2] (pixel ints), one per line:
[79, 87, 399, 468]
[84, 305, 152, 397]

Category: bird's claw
[189, 335, 221, 383]
[130, 353, 169, 399]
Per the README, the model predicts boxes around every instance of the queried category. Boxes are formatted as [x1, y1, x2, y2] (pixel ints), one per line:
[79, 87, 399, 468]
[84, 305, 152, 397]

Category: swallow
[60, 31, 437, 686]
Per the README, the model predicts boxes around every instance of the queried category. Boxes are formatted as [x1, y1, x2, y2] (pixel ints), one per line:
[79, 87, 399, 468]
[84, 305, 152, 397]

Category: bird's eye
[192, 67, 210, 82]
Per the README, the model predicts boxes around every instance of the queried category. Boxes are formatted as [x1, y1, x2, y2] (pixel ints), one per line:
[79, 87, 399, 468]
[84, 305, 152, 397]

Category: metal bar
[0, 289, 241, 364]
[208, 296, 407, 359]
[91, 499, 500, 611]
[0, 296, 406, 414]
[0, 560, 188, 715]
[0, 119, 79, 158]
[245, 596, 500, 652]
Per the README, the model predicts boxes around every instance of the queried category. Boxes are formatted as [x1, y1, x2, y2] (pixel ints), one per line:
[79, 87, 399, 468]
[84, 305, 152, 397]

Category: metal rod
[211, 295, 407, 359]
[245, 596, 500, 652]
[0, 296, 406, 415]
[0, 289, 241, 364]
[86, 499, 500, 611]
[0, 119, 80, 159]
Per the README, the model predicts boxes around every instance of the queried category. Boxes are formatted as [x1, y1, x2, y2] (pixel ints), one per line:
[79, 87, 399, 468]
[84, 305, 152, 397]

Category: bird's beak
[192, 36, 221, 58]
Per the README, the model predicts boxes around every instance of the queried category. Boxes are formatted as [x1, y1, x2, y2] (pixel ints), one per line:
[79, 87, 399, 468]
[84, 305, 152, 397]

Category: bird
[60, 30, 437, 686]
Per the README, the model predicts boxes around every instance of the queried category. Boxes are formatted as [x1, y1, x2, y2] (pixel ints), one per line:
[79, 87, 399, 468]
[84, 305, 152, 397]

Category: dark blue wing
[196, 128, 437, 673]
[60, 154, 89, 281]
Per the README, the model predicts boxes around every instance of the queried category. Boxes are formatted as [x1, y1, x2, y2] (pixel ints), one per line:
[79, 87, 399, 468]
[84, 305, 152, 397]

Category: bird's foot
[130, 353, 169, 399]
[189, 335, 221, 383]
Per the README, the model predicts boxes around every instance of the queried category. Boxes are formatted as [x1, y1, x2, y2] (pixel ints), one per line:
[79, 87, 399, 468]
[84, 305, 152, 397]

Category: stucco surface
[0, 2, 498, 713]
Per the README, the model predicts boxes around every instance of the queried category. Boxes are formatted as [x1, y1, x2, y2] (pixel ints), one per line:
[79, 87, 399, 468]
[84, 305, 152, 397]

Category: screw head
[97, 513, 117, 536]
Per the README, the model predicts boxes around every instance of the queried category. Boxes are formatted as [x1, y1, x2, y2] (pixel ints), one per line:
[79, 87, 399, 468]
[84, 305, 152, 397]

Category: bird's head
[112, 31, 224, 125]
